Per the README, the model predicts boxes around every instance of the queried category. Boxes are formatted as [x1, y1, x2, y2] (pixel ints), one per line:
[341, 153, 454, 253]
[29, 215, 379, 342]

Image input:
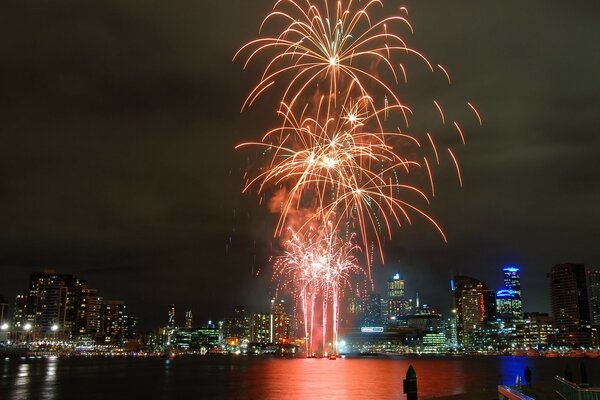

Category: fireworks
[235, 0, 479, 355]
[273, 224, 365, 354]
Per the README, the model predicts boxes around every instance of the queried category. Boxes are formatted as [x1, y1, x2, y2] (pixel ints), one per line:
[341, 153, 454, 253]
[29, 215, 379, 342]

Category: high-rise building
[232, 305, 247, 339]
[101, 300, 126, 344]
[250, 313, 271, 344]
[166, 304, 176, 345]
[76, 284, 103, 337]
[388, 273, 411, 318]
[270, 299, 290, 343]
[27, 270, 78, 337]
[496, 266, 523, 320]
[185, 310, 193, 329]
[503, 266, 521, 294]
[13, 294, 28, 329]
[452, 276, 496, 347]
[588, 270, 600, 326]
[549, 263, 592, 347]
[362, 294, 383, 327]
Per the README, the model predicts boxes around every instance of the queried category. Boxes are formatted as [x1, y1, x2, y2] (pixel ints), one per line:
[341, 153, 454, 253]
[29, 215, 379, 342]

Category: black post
[403, 365, 418, 400]
[564, 365, 574, 382]
[580, 362, 589, 387]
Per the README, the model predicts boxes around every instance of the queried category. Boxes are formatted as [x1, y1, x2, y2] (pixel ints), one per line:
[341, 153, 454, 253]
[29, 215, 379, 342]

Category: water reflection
[12, 362, 30, 400]
[41, 357, 57, 400]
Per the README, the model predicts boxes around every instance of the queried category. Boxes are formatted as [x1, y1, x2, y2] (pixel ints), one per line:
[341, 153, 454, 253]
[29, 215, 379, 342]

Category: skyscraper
[250, 313, 271, 344]
[270, 299, 290, 343]
[452, 276, 496, 347]
[496, 266, 523, 320]
[588, 270, 600, 326]
[549, 263, 592, 346]
[388, 273, 411, 319]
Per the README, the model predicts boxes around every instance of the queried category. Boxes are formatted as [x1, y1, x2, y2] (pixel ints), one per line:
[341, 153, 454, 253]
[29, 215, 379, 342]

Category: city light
[23, 323, 32, 331]
[1, 323, 8, 331]
[51, 324, 59, 332]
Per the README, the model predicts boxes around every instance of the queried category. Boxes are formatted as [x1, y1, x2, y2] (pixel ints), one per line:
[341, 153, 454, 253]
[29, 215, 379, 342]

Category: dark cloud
[0, 0, 598, 328]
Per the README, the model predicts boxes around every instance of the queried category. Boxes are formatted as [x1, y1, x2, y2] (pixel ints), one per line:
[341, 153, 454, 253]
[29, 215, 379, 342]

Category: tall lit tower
[452, 276, 496, 347]
[166, 304, 176, 345]
[549, 263, 592, 346]
[387, 273, 405, 319]
[496, 266, 523, 319]
[588, 270, 600, 326]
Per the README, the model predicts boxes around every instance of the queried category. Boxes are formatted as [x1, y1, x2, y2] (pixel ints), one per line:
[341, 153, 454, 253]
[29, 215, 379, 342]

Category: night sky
[1, 1, 598, 329]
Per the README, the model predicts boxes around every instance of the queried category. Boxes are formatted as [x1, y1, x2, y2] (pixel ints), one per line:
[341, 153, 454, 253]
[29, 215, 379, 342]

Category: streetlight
[1, 323, 8, 331]
[23, 323, 32, 343]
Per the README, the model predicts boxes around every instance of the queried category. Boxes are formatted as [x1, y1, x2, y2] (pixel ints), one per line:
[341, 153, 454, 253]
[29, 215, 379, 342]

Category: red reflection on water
[241, 358, 476, 399]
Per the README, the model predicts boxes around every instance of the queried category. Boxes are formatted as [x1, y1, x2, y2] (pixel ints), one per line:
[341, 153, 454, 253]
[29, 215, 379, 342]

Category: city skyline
[0, 1, 598, 329]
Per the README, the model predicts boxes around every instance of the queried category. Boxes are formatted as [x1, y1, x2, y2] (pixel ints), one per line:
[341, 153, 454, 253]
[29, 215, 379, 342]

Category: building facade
[549, 263, 592, 347]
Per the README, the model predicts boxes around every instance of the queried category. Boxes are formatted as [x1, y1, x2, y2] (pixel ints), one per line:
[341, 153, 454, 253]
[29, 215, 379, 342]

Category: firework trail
[237, 95, 446, 264]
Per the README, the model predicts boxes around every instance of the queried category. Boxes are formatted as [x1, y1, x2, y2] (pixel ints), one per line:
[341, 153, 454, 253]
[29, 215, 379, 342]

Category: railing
[555, 376, 600, 400]
[497, 385, 534, 400]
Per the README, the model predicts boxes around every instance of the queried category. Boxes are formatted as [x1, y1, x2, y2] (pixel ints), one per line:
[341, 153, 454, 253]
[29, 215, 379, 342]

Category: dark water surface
[1, 355, 598, 399]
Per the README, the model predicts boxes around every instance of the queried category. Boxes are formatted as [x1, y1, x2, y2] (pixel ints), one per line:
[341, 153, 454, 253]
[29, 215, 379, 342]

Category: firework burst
[273, 224, 366, 354]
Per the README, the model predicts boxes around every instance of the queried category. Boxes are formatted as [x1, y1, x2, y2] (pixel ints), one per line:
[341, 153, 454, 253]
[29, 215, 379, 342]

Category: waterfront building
[516, 312, 554, 348]
[588, 270, 600, 326]
[452, 276, 496, 348]
[250, 313, 271, 344]
[27, 270, 79, 337]
[12, 294, 28, 329]
[100, 300, 126, 344]
[233, 305, 248, 339]
[549, 263, 592, 347]
[270, 299, 290, 343]
[75, 284, 103, 337]
[422, 332, 446, 353]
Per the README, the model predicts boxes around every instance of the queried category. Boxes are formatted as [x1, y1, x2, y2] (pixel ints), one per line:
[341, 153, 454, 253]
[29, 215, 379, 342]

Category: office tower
[549, 263, 592, 346]
[76, 285, 103, 337]
[452, 276, 496, 346]
[496, 266, 523, 319]
[588, 270, 600, 325]
[388, 273, 411, 318]
[101, 300, 126, 344]
[250, 313, 271, 344]
[185, 310, 193, 329]
[270, 299, 290, 343]
[13, 294, 28, 329]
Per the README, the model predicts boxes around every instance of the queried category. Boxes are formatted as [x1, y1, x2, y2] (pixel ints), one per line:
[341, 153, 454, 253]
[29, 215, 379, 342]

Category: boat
[544, 351, 559, 358]
[585, 351, 600, 359]
[328, 354, 337, 360]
